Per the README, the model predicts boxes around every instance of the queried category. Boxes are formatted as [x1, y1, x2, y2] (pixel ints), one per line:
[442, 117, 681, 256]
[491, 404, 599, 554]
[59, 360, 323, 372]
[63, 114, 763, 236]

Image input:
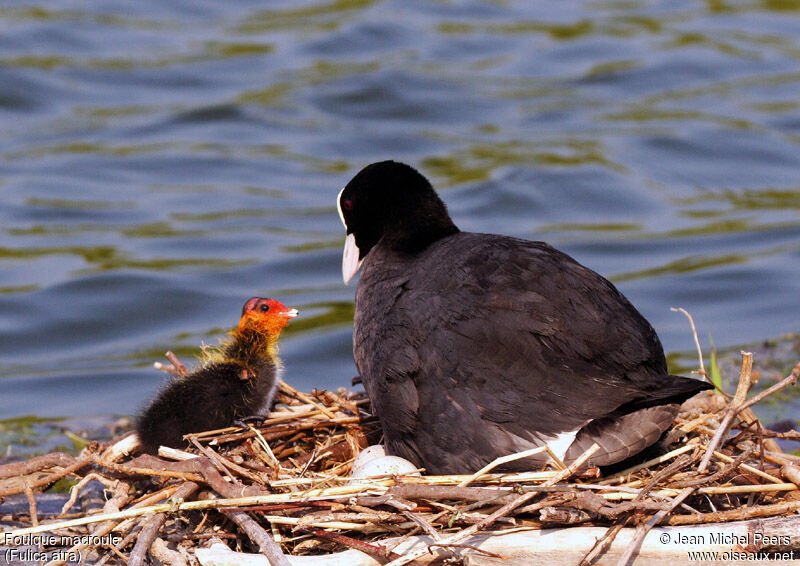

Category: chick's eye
[260, 304, 270, 312]
[342, 199, 353, 211]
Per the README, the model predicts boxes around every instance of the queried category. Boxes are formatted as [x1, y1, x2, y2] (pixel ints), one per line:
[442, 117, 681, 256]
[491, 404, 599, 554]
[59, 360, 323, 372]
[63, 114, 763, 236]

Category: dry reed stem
[247, 423, 281, 470]
[456, 445, 548, 487]
[711, 450, 782, 483]
[157, 446, 196, 461]
[736, 366, 799, 414]
[600, 443, 698, 484]
[782, 463, 800, 487]
[280, 381, 337, 419]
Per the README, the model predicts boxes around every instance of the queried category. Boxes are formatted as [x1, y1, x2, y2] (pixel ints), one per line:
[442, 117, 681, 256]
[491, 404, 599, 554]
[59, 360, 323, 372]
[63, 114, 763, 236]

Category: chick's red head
[238, 297, 298, 335]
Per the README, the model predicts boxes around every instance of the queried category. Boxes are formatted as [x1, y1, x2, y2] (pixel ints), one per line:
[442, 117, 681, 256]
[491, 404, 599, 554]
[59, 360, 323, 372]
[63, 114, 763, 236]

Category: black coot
[337, 161, 712, 474]
[136, 297, 297, 454]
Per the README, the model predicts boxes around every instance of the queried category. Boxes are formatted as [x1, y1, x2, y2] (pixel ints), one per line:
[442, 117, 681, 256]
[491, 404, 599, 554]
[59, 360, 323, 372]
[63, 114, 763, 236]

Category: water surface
[1, 0, 799, 422]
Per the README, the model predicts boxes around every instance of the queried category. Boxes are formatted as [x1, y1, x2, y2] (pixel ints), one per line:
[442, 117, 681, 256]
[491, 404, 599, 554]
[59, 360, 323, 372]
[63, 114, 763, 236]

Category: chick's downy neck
[223, 321, 284, 378]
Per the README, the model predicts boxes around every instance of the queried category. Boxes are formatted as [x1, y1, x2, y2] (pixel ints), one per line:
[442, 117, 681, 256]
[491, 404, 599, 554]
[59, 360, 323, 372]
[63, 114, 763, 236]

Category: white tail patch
[546, 430, 578, 462]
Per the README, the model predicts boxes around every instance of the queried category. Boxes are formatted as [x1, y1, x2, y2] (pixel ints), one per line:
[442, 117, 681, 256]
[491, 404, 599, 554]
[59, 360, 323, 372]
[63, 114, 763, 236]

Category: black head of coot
[338, 160, 459, 260]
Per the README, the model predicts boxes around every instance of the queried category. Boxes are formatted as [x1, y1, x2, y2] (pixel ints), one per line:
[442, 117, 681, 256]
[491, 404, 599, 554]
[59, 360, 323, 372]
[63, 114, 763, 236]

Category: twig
[427, 542, 506, 559]
[100, 433, 140, 464]
[578, 519, 629, 566]
[735, 366, 799, 415]
[49, 481, 132, 566]
[698, 352, 754, 472]
[223, 510, 292, 566]
[129, 516, 165, 566]
[302, 528, 404, 561]
[192, 437, 265, 484]
[0, 452, 79, 480]
[615, 487, 696, 566]
[128, 481, 199, 566]
[669, 448, 752, 488]
[383, 484, 515, 505]
[0, 454, 91, 497]
[150, 538, 188, 566]
[579, 453, 695, 564]
[157, 446, 196, 461]
[190, 437, 236, 481]
[97, 458, 205, 483]
[667, 499, 800, 525]
[633, 453, 698, 500]
[399, 509, 441, 541]
[247, 424, 281, 470]
[165, 351, 188, 376]
[23, 483, 39, 527]
[698, 359, 798, 474]
[61, 473, 118, 515]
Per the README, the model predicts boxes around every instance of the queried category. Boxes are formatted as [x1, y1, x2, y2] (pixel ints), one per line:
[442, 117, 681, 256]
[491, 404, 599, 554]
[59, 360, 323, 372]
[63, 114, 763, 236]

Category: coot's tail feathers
[563, 376, 712, 467]
[619, 375, 714, 414]
[565, 404, 679, 467]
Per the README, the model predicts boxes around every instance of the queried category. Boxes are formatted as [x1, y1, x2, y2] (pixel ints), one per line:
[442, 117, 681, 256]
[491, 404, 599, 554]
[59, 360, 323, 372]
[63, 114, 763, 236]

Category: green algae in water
[0, 415, 66, 452]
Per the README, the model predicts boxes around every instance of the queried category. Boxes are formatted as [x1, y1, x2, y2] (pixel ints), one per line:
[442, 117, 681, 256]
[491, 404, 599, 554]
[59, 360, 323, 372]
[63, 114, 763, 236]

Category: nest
[1, 355, 799, 566]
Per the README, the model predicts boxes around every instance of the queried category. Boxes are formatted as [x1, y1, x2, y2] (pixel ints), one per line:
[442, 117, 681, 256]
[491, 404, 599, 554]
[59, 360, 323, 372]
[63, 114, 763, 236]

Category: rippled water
[2, 1, 800, 423]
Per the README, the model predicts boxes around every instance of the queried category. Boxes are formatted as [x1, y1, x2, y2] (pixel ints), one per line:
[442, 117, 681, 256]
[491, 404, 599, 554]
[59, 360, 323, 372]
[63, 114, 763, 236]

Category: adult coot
[136, 297, 297, 454]
[337, 161, 712, 474]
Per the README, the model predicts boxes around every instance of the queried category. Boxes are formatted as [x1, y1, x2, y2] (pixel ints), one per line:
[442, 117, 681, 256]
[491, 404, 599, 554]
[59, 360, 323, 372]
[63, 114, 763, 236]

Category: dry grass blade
[456, 445, 548, 487]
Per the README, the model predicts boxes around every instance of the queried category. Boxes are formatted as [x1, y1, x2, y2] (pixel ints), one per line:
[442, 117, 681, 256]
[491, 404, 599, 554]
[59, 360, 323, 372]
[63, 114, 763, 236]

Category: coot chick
[337, 161, 712, 474]
[136, 297, 298, 454]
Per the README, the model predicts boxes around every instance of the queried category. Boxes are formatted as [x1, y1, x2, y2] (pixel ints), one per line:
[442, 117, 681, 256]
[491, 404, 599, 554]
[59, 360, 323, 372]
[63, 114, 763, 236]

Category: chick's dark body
[354, 232, 709, 474]
[136, 355, 277, 454]
[136, 297, 295, 455]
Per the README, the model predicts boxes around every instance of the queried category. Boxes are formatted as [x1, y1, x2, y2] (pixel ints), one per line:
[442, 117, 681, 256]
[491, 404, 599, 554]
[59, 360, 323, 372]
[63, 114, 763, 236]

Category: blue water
[1, 1, 800, 421]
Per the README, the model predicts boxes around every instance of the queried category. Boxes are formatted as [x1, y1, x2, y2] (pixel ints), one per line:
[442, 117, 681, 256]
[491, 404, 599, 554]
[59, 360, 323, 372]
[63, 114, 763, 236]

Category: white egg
[350, 445, 420, 478]
[352, 444, 387, 467]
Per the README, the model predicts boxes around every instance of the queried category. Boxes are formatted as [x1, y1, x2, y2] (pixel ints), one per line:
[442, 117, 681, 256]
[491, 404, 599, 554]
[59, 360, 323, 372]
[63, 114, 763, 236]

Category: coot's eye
[342, 199, 353, 211]
[260, 303, 270, 312]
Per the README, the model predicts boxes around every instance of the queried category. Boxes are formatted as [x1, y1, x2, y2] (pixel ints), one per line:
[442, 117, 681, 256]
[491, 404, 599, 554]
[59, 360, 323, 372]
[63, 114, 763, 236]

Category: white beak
[285, 308, 299, 318]
[342, 233, 363, 285]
